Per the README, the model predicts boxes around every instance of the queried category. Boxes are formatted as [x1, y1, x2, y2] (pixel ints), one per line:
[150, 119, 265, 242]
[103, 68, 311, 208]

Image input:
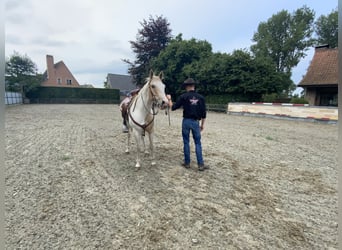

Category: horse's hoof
[144, 151, 149, 155]
[135, 163, 141, 168]
[125, 149, 129, 154]
[151, 161, 156, 166]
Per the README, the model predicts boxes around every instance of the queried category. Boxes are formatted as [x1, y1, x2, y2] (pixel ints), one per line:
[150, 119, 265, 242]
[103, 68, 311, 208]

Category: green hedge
[27, 87, 120, 103]
[205, 94, 250, 104]
[203, 94, 309, 105]
[290, 97, 309, 104]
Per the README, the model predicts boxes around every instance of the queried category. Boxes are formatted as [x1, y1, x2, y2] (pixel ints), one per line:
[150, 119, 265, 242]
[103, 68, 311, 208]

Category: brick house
[298, 45, 338, 106]
[41, 55, 80, 87]
[106, 73, 137, 96]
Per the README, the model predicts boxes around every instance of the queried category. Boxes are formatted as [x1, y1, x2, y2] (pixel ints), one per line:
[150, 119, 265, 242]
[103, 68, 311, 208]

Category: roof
[106, 73, 136, 91]
[298, 46, 338, 87]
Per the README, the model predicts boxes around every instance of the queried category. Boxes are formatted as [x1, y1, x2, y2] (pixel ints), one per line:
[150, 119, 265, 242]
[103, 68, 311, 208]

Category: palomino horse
[125, 70, 169, 168]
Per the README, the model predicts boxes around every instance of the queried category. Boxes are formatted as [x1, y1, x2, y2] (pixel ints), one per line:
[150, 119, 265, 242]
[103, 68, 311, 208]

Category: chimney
[46, 55, 55, 81]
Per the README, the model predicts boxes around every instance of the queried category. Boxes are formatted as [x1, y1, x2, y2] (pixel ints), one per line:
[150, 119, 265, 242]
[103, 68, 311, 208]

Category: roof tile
[298, 47, 338, 86]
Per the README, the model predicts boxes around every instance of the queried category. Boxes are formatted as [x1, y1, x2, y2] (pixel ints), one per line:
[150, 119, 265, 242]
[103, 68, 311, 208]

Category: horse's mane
[139, 75, 153, 93]
[138, 72, 163, 97]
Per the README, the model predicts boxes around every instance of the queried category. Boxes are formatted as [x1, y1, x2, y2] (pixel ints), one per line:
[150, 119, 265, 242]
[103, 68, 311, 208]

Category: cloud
[5, 0, 32, 25]
[5, 0, 31, 13]
[30, 37, 70, 47]
[72, 58, 128, 74]
[5, 0, 337, 88]
[5, 0, 30, 10]
[5, 34, 24, 45]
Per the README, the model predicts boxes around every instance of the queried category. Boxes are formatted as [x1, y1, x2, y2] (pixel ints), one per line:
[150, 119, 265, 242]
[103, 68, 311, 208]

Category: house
[298, 45, 338, 106]
[41, 55, 80, 87]
[106, 73, 137, 96]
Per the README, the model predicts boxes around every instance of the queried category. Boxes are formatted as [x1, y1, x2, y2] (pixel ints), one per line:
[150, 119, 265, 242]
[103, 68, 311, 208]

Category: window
[66, 79, 72, 85]
[57, 78, 61, 84]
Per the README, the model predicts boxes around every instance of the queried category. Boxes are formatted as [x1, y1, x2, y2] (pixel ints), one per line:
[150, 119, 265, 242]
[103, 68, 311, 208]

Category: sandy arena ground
[5, 104, 338, 249]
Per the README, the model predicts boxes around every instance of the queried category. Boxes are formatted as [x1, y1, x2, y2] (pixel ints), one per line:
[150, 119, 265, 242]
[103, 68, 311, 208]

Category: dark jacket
[171, 90, 206, 120]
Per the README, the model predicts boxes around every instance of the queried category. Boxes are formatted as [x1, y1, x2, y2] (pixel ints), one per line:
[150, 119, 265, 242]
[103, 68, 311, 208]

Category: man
[119, 88, 139, 132]
[167, 78, 209, 171]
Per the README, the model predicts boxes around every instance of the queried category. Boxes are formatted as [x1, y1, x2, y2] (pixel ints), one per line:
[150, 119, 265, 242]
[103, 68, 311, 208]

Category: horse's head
[148, 70, 169, 108]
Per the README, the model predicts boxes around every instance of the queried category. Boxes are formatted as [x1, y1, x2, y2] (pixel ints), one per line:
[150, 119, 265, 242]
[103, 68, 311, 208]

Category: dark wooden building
[298, 45, 338, 106]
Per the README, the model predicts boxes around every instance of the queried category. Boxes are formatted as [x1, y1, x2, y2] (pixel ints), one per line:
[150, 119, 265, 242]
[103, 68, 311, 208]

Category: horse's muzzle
[160, 101, 169, 110]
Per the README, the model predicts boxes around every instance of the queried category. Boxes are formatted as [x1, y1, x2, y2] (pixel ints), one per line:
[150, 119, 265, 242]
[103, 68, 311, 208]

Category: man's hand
[200, 119, 206, 132]
[166, 94, 173, 107]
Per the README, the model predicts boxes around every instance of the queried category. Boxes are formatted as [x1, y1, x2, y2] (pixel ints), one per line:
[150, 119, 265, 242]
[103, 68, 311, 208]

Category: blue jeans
[182, 118, 204, 165]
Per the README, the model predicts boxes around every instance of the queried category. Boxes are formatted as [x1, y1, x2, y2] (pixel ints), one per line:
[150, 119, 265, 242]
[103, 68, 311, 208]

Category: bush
[261, 93, 278, 102]
[205, 94, 250, 104]
[290, 97, 309, 104]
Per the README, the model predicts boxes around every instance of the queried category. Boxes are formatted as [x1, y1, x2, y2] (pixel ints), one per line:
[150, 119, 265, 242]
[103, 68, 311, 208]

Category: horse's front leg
[142, 135, 149, 155]
[148, 132, 156, 165]
[133, 130, 142, 168]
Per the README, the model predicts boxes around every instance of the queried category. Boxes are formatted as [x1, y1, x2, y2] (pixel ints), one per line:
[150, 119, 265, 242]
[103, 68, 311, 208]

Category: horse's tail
[125, 95, 138, 127]
[124, 111, 129, 127]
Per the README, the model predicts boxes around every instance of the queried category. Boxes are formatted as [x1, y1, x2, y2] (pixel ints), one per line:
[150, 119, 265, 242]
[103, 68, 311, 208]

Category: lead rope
[165, 105, 171, 126]
[128, 89, 156, 136]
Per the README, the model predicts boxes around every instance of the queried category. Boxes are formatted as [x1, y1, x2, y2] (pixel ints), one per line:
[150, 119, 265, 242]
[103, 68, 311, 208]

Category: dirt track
[5, 104, 338, 249]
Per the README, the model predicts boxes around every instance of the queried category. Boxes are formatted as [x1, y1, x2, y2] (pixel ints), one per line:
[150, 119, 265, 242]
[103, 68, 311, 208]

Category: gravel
[5, 104, 338, 249]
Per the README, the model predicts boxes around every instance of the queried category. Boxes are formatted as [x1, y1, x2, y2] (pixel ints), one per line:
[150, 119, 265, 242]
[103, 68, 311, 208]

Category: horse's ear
[159, 71, 164, 80]
[149, 69, 154, 79]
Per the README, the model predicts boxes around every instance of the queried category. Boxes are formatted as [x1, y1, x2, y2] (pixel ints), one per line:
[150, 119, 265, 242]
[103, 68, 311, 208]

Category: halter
[141, 82, 160, 115]
[127, 77, 162, 136]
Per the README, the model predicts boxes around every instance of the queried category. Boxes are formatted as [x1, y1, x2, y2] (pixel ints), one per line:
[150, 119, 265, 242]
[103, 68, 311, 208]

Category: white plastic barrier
[228, 102, 338, 121]
[5, 92, 22, 105]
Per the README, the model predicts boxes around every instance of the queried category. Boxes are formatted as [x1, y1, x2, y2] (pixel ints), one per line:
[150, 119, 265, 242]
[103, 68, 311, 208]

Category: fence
[5, 92, 22, 105]
[227, 102, 338, 122]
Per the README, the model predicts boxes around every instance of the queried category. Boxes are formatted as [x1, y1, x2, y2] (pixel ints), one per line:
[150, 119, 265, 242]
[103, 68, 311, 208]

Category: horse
[125, 70, 169, 168]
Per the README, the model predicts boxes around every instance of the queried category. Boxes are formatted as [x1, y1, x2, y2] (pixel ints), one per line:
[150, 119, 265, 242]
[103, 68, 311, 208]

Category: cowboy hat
[182, 78, 197, 86]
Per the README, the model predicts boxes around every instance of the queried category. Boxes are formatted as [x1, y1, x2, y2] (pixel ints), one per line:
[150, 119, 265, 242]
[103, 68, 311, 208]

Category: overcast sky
[5, 0, 337, 90]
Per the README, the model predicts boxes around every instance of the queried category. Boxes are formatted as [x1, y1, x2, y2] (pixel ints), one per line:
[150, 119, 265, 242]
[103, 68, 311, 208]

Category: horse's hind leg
[148, 132, 156, 165]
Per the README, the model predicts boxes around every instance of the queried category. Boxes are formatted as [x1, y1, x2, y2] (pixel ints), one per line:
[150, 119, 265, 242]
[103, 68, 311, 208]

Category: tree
[5, 51, 42, 94]
[150, 34, 213, 97]
[152, 36, 291, 102]
[314, 8, 338, 48]
[103, 79, 109, 88]
[224, 50, 294, 100]
[123, 15, 172, 85]
[251, 6, 315, 74]
[195, 49, 293, 101]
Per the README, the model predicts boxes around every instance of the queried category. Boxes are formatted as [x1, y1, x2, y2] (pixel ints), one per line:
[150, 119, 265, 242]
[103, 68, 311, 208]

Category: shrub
[290, 97, 309, 104]
[205, 94, 250, 104]
[261, 93, 278, 102]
